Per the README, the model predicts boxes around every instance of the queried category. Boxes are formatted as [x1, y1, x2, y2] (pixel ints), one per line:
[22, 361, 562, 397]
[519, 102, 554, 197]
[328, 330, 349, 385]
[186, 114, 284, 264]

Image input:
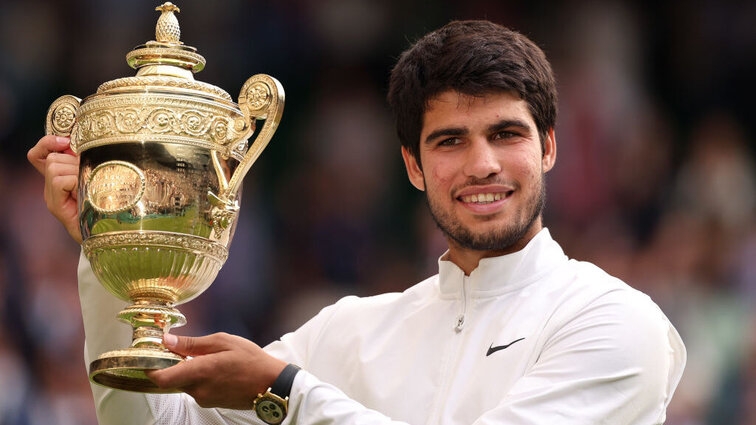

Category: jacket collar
[437, 228, 568, 298]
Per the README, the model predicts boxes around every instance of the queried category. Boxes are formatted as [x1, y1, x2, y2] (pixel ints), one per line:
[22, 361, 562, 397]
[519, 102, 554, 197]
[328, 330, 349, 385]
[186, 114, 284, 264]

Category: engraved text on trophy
[88, 161, 147, 214]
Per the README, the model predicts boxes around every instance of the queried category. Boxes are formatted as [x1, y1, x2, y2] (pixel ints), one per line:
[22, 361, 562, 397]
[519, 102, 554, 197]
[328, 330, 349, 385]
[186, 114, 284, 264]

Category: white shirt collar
[437, 228, 568, 298]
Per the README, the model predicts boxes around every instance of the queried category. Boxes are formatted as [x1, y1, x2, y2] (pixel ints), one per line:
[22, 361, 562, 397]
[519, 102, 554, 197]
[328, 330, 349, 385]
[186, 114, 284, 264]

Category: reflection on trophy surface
[44, 2, 284, 393]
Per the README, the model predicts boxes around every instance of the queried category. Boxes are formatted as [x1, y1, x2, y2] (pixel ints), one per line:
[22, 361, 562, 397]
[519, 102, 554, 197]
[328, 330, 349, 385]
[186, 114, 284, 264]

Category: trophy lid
[95, 2, 232, 102]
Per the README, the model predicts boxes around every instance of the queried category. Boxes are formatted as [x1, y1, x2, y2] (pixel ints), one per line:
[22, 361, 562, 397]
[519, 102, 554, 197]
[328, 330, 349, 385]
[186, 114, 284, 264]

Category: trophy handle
[224, 74, 285, 200]
[45, 95, 82, 154]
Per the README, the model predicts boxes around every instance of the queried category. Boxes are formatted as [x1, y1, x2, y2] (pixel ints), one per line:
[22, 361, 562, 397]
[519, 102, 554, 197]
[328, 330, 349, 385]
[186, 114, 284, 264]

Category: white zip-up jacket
[78, 229, 686, 424]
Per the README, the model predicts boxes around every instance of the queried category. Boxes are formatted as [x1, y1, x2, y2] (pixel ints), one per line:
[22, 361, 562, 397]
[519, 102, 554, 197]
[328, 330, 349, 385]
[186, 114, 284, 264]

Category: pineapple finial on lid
[125, 2, 205, 74]
[155, 2, 182, 44]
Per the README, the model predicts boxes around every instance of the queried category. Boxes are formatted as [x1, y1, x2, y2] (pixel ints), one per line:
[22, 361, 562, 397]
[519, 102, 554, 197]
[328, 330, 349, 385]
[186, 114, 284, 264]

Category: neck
[444, 221, 543, 276]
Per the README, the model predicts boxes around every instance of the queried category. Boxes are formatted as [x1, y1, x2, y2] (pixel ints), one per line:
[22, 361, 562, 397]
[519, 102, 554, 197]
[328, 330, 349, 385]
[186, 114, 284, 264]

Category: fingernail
[164, 333, 177, 347]
[55, 136, 69, 144]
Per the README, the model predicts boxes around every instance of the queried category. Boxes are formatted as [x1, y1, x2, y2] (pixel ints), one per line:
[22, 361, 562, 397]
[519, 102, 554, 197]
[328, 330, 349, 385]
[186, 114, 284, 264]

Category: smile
[457, 189, 514, 205]
[454, 189, 515, 216]
[460, 193, 504, 204]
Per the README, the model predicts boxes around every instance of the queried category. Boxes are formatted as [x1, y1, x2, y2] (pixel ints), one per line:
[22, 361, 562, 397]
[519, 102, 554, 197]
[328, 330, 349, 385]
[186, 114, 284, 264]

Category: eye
[438, 137, 462, 147]
[492, 130, 518, 140]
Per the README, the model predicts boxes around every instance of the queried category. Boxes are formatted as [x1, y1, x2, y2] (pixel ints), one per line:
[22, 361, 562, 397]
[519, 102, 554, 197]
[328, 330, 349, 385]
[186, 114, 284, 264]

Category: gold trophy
[44, 3, 283, 393]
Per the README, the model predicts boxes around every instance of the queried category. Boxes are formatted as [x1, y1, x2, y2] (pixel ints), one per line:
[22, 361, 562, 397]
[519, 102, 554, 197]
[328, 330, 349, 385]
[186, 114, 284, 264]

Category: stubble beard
[425, 176, 546, 252]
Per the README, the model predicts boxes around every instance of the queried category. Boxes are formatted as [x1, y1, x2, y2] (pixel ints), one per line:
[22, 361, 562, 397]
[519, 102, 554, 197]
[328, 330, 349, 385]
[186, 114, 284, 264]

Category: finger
[43, 153, 82, 243]
[146, 356, 211, 390]
[40, 151, 78, 201]
[146, 361, 195, 389]
[45, 153, 79, 181]
[28, 136, 71, 175]
[29, 136, 69, 167]
[46, 173, 77, 206]
[163, 333, 232, 357]
[45, 163, 78, 205]
[45, 160, 79, 180]
[47, 175, 78, 215]
[46, 152, 79, 167]
[45, 157, 79, 198]
[49, 175, 78, 200]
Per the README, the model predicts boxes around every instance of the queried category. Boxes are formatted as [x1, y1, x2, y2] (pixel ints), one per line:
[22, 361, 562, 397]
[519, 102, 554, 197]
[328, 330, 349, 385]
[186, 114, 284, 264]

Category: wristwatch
[253, 364, 301, 425]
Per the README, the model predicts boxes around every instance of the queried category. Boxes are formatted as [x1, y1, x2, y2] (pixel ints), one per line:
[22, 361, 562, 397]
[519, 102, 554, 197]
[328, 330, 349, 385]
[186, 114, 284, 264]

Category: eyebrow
[487, 119, 532, 134]
[424, 119, 533, 145]
[424, 127, 468, 145]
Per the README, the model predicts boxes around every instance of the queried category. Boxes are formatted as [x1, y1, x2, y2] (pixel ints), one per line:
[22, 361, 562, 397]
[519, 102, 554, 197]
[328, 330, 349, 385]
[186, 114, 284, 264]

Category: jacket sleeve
[78, 250, 167, 424]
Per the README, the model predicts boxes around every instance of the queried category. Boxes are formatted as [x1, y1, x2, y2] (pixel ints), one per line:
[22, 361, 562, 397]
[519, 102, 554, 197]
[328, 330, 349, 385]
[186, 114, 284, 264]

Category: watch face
[255, 397, 286, 425]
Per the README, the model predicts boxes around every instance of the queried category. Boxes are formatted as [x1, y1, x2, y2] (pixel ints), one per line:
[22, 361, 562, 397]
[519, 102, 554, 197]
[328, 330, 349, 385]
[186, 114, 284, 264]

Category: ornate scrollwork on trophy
[74, 98, 247, 159]
[83, 231, 229, 263]
[233, 139, 249, 155]
[208, 191, 240, 238]
[240, 80, 274, 119]
[115, 109, 142, 133]
[53, 105, 76, 132]
[46, 95, 82, 137]
[182, 110, 209, 136]
[247, 82, 272, 111]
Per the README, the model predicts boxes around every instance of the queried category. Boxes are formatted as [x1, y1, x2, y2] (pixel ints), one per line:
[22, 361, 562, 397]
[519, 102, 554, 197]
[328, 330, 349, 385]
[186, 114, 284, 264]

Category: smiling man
[403, 90, 553, 273]
[30, 20, 685, 425]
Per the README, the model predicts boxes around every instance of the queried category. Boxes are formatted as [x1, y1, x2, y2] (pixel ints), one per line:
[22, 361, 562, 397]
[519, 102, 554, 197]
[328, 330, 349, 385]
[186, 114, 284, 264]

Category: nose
[463, 139, 501, 179]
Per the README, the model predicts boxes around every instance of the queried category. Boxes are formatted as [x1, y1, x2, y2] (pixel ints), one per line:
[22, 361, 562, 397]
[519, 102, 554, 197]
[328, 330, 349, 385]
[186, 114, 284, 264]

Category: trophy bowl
[44, 2, 284, 393]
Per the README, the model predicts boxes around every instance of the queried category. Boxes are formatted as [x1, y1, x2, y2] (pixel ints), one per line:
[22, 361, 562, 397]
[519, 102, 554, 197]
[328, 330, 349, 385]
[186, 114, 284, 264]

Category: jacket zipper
[428, 275, 471, 424]
[455, 275, 468, 332]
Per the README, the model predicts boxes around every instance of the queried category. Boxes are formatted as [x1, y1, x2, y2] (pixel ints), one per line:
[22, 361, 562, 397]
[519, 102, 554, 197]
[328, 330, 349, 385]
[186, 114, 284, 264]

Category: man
[29, 20, 685, 424]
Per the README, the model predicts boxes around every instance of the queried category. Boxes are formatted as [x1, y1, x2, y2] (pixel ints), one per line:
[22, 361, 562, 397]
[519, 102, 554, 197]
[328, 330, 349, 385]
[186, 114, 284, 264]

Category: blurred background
[0, 0, 754, 423]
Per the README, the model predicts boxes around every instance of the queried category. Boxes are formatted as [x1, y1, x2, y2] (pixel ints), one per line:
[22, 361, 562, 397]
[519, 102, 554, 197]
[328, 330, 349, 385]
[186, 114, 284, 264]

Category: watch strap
[271, 363, 301, 398]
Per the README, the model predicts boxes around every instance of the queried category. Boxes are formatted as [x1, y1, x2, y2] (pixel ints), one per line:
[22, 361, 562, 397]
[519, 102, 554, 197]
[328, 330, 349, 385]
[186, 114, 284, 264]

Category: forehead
[421, 90, 534, 133]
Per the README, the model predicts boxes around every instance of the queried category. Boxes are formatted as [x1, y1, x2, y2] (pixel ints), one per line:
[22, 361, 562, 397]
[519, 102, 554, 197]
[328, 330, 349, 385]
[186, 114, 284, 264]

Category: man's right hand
[27, 135, 82, 244]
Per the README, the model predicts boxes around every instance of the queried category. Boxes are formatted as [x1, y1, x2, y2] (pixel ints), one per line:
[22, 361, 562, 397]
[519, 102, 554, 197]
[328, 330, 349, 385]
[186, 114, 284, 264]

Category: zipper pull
[456, 275, 468, 332]
[455, 314, 465, 332]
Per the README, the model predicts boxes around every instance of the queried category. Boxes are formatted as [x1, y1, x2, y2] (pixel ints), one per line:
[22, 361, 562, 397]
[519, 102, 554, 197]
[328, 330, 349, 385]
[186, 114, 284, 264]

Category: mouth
[455, 187, 515, 213]
[459, 191, 512, 204]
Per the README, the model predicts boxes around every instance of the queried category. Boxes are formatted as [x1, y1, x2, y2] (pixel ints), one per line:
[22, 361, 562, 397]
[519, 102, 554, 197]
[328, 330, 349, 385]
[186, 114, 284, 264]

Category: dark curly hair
[387, 20, 557, 162]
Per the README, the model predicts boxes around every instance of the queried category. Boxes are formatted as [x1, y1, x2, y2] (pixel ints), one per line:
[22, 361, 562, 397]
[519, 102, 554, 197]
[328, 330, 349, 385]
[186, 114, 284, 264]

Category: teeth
[461, 192, 506, 204]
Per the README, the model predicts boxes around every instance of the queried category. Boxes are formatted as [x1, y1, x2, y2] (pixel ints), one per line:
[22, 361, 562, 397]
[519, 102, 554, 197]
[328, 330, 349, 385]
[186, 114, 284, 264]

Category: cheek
[428, 166, 455, 193]
[504, 150, 542, 186]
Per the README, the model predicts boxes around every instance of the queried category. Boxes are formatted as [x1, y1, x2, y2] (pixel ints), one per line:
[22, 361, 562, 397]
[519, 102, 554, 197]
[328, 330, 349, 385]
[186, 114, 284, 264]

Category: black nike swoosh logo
[486, 337, 525, 356]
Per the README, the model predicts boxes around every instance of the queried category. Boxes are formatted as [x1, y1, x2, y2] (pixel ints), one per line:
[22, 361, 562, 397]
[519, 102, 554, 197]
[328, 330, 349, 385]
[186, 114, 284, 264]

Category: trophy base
[89, 348, 184, 393]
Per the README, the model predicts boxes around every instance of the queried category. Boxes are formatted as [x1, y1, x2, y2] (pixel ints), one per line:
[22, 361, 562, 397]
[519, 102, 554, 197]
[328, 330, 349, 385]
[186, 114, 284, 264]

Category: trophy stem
[88, 301, 188, 393]
[118, 300, 188, 348]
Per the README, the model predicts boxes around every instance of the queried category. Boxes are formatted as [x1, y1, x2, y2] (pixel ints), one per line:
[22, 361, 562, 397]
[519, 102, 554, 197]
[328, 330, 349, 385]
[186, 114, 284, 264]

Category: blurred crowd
[0, 0, 754, 424]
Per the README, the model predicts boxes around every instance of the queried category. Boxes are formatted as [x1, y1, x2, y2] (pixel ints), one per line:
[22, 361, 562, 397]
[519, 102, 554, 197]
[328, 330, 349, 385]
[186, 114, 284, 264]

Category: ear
[542, 128, 556, 172]
[401, 146, 425, 191]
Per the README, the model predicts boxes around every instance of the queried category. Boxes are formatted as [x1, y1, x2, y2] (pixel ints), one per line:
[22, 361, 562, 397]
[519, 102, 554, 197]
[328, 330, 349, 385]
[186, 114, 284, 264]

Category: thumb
[163, 333, 229, 356]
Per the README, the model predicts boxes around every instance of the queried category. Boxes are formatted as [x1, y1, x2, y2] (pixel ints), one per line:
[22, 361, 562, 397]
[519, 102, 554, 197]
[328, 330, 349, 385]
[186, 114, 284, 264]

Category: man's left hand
[147, 332, 287, 409]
